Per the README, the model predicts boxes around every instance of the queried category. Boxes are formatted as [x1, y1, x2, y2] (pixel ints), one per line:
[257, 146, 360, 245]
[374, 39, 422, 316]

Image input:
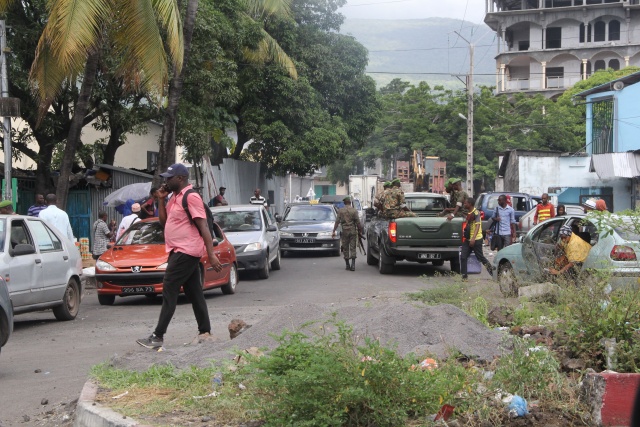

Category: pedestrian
[595, 199, 608, 212]
[116, 203, 142, 240]
[39, 194, 75, 241]
[533, 193, 555, 225]
[0, 200, 16, 215]
[108, 219, 118, 243]
[249, 188, 268, 207]
[332, 196, 363, 271]
[137, 163, 222, 349]
[92, 211, 112, 260]
[27, 194, 47, 217]
[140, 187, 158, 219]
[490, 194, 517, 251]
[211, 186, 228, 207]
[460, 197, 494, 280]
[582, 198, 597, 213]
[548, 225, 592, 281]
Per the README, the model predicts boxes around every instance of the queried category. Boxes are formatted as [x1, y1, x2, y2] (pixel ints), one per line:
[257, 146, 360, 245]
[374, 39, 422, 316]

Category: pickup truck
[366, 192, 464, 274]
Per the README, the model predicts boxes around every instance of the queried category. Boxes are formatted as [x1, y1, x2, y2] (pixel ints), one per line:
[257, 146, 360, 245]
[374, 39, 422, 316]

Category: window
[609, 59, 620, 71]
[546, 27, 562, 49]
[580, 23, 592, 43]
[546, 67, 564, 88]
[532, 220, 562, 245]
[591, 97, 614, 154]
[594, 21, 606, 42]
[29, 220, 63, 252]
[518, 40, 530, 51]
[609, 20, 620, 41]
[147, 151, 158, 171]
[9, 220, 33, 250]
[594, 60, 606, 72]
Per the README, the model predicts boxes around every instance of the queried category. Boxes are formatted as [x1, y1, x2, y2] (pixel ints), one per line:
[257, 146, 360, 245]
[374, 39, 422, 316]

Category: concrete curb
[74, 380, 153, 427]
[583, 372, 640, 427]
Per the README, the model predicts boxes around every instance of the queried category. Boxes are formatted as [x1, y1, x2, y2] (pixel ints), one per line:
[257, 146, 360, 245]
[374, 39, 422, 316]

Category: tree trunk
[231, 118, 248, 159]
[35, 142, 55, 195]
[102, 126, 124, 165]
[154, 0, 199, 187]
[56, 51, 100, 209]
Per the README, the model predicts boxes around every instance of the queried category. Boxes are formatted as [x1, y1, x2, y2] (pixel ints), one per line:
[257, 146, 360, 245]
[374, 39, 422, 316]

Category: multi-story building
[484, 0, 640, 97]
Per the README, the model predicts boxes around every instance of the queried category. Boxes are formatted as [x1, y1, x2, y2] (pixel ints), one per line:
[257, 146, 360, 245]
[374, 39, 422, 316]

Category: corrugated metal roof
[590, 153, 640, 179]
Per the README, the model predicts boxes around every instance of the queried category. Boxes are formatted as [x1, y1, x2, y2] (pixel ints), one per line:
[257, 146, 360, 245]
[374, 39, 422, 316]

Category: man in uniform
[374, 181, 392, 213]
[332, 196, 363, 271]
[440, 178, 468, 221]
[389, 178, 416, 218]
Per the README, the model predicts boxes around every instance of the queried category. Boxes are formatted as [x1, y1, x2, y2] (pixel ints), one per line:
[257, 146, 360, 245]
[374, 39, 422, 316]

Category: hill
[340, 18, 497, 89]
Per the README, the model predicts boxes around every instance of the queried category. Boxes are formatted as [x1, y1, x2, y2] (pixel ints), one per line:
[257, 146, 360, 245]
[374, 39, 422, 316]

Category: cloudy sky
[340, 0, 486, 23]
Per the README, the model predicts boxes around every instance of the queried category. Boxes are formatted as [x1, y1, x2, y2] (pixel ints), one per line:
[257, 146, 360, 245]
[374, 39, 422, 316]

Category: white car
[518, 204, 584, 236]
[0, 215, 83, 320]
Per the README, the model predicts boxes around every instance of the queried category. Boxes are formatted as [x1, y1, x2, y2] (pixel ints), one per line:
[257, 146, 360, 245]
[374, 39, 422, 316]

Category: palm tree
[0, 0, 184, 208]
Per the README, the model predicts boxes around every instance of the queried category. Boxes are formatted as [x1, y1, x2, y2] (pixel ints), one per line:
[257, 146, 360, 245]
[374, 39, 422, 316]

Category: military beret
[0, 200, 12, 208]
[391, 178, 401, 185]
[343, 196, 351, 202]
[447, 178, 462, 185]
[383, 181, 392, 188]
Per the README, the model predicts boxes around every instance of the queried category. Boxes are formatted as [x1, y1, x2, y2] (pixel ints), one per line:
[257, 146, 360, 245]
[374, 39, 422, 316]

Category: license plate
[418, 253, 441, 260]
[122, 286, 155, 294]
[295, 238, 316, 243]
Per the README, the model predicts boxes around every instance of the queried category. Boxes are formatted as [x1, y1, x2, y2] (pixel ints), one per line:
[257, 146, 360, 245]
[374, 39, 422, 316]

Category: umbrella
[103, 182, 152, 207]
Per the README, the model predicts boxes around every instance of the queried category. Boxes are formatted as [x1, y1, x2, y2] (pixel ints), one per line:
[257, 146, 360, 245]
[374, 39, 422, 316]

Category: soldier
[384, 178, 416, 219]
[374, 181, 392, 213]
[332, 196, 363, 271]
[440, 178, 468, 221]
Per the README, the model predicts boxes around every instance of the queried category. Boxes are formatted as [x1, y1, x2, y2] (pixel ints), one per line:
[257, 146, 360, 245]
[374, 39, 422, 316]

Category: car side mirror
[10, 243, 36, 257]
[106, 244, 113, 249]
[267, 224, 278, 232]
[212, 239, 219, 247]
[275, 214, 282, 223]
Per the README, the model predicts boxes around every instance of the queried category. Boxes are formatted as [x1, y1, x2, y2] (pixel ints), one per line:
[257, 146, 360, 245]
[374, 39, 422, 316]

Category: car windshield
[0, 218, 5, 252]
[284, 206, 336, 222]
[486, 195, 528, 211]
[213, 210, 262, 232]
[406, 197, 446, 211]
[117, 221, 164, 245]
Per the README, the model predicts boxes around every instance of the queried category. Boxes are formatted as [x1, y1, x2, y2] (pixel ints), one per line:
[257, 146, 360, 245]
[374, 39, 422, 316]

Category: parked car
[518, 204, 584, 235]
[494, 214, 640, 295]
[0, 276, 13, 355]
[95, 218, 238, 305]
[474, 192, 541, 235]
[0, 215, 83, 321]
[277, 204, 341, 256]
[319, 194, 366, 229]
[211, 205, 280, 279]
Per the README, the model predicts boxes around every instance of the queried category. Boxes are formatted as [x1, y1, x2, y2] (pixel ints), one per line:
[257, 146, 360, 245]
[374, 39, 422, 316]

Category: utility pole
[454, 31, 475, 197]
[1, 19, 12, 203]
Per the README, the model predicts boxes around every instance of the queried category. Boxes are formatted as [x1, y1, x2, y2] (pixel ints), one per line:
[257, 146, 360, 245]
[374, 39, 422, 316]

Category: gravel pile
[114, 300, 506, 371]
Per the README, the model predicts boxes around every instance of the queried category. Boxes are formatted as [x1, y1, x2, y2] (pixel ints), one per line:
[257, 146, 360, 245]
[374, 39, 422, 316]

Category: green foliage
[406, 282, 468, 307]
[248, 320, 471, 427]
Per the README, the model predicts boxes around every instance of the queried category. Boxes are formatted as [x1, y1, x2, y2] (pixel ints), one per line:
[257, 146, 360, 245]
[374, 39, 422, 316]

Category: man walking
[332, 196, 363, 271]
[27, 194, 47, 217]
[137, 163, 222, 349]
[92, 211, 112, 260]
[533, 193, 555, 225]
[250, 188, 268, 207]
[39, 194, 75, 241]
[491, 194, 516, 251]
[460, 198, 494, 280]
[211, 186, 228, 206]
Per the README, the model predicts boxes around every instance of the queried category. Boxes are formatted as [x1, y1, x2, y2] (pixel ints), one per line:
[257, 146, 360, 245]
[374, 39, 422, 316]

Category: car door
[4, 218, 43, 308]
[523, 219, 564, 280]
[27, 219, 71, 303]
[206, 223, 232, 285]
[262, 208, 279, 260]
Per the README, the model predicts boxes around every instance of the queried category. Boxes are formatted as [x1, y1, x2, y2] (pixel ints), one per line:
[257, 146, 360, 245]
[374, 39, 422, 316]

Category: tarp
[103, 182, 151, 207]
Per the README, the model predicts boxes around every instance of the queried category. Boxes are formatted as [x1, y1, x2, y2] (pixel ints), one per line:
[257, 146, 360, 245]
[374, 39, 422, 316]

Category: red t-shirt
[534, 203, 555, 223]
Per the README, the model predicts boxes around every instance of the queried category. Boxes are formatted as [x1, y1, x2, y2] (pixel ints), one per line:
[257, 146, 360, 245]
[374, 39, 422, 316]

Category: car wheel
[271, 248, 281, 270]
[221, 264, 238, 295]
[498, 262, 518, 297]
[366, 238, 376, 266]
[98, 294, 116, 306]
[450, 257, 461, 274]
[378, 245, 394, 274]
[432, 260, 445, 267]
[257, 254, 270, 279]
[53, 278, 81, 320]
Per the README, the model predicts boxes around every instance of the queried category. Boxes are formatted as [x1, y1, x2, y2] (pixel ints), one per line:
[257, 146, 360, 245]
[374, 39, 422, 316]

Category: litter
[112, 391, 129, 399]
[192, 391, 218, 399]
[507, 395, 528, 417]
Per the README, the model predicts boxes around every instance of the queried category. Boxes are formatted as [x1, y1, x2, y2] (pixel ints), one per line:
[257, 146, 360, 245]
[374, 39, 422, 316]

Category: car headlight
[157, 262, 168, 270]
[317, 231, 333, 238]
[244, 242, 262, 252]
[96, 260, 116, 271]
[279, 231, 293, 237]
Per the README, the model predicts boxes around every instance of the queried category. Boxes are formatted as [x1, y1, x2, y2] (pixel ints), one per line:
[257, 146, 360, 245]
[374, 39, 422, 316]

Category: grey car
[0, 215, 84, 321]
[277, 204, 341, 256]
[0, 276, 13, 355]
[211, 205, 281, 279]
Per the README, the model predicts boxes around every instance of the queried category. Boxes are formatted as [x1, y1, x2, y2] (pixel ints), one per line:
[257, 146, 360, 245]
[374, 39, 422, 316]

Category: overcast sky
[339, 0, 486, 23]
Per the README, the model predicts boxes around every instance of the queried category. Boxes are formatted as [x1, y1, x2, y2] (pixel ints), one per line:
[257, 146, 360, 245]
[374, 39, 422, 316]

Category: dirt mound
[113, 301, 506, 371]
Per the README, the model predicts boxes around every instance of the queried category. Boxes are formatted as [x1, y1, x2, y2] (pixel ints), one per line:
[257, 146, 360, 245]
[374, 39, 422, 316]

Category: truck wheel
[498, 262, 518, 297]
[450, 257, 461, 274]
[378, 249, 394, 274]
[366, 239, 376, 266]
[432, 260, 444, 267]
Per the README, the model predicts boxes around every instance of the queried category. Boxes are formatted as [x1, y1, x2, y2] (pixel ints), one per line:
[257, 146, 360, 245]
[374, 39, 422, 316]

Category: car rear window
[118, 221, 164, 245]
[614, 223, 640, 242]
[486, 195, 528, 211]
[284, 206, 336, 221]
[406, 197, 447, 211]
[213, 210, 262, 232]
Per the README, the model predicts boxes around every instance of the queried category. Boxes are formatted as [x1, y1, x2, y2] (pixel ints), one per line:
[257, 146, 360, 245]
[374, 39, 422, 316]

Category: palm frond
[243, 27, 297, 79]
[0, 0, 15, 14]
[242, 0, 292, 20]
[151, 0, 183, 71]
[29, 35, 69, 121]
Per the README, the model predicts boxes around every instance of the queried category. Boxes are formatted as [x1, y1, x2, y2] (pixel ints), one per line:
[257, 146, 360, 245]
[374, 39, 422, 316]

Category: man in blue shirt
[490, 194, 516, 251]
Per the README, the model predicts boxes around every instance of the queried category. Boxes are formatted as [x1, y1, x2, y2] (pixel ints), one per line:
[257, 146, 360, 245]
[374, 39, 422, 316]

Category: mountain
[340, 18, 497, 89]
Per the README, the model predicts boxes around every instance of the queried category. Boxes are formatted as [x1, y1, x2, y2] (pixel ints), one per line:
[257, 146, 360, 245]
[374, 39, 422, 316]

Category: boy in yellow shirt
[461, 198, 494, 280]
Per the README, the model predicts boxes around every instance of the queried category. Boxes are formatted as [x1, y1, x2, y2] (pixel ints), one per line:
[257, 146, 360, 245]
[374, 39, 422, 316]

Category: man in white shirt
[39, 194, 75, 241]
[116, 203, 142, 240]
[249, 188, 268, 207]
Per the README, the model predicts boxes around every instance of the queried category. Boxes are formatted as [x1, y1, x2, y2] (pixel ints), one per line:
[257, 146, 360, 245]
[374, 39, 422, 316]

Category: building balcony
[487, 0, 639, 15]
[498, 75, 582, 93]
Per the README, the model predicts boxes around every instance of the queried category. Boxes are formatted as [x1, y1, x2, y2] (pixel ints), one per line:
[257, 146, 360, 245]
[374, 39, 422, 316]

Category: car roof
[478, 192, 533, 197]
[210, 204, 263, 212]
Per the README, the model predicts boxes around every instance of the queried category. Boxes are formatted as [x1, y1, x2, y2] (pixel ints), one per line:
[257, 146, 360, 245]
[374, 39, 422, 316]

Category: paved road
[0, 251, 482, 425]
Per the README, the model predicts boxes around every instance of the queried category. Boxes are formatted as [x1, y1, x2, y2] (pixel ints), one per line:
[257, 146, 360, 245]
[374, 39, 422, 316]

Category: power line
[368, 43, 495, 53]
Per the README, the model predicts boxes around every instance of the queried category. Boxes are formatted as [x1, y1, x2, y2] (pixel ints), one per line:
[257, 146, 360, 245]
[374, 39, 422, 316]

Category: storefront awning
[590, 153, 640, 179]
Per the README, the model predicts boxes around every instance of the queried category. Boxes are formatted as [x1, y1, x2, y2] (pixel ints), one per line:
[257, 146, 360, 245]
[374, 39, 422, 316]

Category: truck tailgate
[395, 217, 463, 247]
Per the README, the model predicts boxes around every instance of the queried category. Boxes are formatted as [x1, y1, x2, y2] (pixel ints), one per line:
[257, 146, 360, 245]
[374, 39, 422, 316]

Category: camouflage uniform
[450, 189, 469, 217]
[384, 187, 416, 219]
[335, 205, 362, 260]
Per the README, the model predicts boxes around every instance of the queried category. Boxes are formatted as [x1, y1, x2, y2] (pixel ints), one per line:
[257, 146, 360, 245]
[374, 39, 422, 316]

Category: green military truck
[366, 192, 464, 274]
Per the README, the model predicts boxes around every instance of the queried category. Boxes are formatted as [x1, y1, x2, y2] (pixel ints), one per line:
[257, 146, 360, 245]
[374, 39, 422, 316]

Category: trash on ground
[192, 391, 218, 399]
[434, 404, 455, 421]
[507, 395, 528, 417]
[112, 391, 129, 399]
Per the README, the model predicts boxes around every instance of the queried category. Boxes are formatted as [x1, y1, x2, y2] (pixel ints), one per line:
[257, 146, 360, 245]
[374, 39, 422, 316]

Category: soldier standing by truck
[440, 178, 468, 221]
[332, 197, 363, 271]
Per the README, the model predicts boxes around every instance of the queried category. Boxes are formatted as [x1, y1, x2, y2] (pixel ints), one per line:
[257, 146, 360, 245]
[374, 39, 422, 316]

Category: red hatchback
[95, 218, 238, 305]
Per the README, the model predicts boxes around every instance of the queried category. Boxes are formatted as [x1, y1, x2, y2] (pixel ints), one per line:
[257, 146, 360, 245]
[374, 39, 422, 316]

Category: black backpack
[181, 189, 217, 240]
